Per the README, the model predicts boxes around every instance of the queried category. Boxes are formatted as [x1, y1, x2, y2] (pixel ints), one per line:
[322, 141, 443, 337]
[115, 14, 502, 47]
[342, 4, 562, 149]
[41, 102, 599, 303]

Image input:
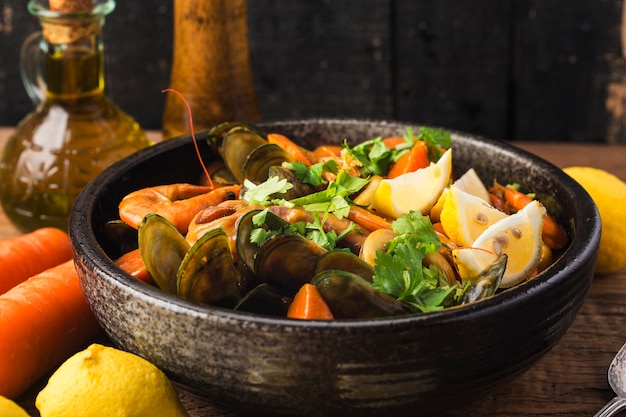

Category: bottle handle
[20, 31, 46, 106]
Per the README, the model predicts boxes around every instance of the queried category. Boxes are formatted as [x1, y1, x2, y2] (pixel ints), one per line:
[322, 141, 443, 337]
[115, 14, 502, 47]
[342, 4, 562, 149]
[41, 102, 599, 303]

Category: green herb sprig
[372, 211, 457, 313]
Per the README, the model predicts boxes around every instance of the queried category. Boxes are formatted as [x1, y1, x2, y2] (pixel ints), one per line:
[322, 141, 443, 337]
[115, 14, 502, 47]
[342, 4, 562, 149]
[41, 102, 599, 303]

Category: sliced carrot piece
[387, 141, 430, 178]
[268, 133, 313, 166]
[115, 249, 154, 285]
[287, 283, 334, 320]
[382, 136, 407, 149]
[504, 187, 568, 250]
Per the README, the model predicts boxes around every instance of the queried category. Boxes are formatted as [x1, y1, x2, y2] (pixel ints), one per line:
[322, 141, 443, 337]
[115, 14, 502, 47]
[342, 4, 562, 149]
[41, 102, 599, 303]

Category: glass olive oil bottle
[0, 0, 152, 232]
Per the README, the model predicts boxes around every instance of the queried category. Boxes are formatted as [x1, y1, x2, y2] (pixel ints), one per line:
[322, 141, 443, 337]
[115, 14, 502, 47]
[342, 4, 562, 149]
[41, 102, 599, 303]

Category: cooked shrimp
[118, 184, 241, 234]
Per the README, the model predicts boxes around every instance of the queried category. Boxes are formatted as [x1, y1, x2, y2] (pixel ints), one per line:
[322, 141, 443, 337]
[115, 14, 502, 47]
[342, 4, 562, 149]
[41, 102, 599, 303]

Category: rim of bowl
[70, 118, 601, 333]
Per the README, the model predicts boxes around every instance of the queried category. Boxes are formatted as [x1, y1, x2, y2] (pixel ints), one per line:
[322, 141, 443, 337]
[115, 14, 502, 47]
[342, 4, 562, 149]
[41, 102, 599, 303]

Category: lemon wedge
[440, 185, 507, 247]
[453, 168, 490, 202]
[370, 149, 452, 219]
[452, 200, 546, 288]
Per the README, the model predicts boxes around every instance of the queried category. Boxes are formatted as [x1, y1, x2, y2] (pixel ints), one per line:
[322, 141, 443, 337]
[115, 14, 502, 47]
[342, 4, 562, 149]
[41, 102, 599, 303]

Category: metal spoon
[595, 342, 626, 417]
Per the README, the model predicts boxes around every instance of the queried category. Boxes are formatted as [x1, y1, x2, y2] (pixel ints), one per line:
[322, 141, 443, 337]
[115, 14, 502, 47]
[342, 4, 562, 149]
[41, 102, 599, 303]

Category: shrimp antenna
[161, 88, 214, 189]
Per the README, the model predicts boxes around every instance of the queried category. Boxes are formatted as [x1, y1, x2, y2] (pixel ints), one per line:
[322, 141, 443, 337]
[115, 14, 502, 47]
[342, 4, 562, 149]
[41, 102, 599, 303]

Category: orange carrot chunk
[504, 187, 568, 250]
[287, 283, 334, 320]
[0, 228, 73, 295]
[268, 133, 314, 166]
[382, 136, 406, 149]
[387, 141, 430, 179]
[114, 249, 154, 285]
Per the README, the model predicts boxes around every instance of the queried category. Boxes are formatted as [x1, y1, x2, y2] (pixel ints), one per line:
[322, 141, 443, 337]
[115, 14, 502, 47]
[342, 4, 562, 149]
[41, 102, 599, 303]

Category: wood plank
[246, 0, 393, 120]
[393, 0, 512, 140]
[102, 0, 173, 130]
[2, 1, 626, 143]
[513, 0, 624, 143]
[0, 0, 41, 120]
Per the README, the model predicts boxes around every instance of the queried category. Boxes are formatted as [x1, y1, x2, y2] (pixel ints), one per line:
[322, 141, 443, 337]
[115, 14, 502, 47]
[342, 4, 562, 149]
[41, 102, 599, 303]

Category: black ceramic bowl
[70, 119, 600, 417]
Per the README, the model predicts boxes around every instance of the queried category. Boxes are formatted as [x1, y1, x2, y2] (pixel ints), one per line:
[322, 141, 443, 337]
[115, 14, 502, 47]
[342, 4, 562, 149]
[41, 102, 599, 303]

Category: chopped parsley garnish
[372, 211, 457, 313]
[341, 126, 452, 177]
[242, 177, 293, 205]
[250, 207, 356, 251]
[286, 159, 338, 187]
[419, 126, 451, 161]
[289, 170, 368, 219]
[342, 137, 394, 176]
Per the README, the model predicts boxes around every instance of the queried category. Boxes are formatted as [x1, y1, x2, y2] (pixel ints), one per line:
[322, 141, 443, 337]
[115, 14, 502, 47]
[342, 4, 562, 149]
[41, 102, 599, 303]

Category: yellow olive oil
[0, 2, 151, 232]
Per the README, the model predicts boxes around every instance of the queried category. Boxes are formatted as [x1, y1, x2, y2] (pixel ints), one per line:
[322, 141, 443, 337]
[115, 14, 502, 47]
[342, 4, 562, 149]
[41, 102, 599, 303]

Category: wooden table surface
[2, 127, 625, 417]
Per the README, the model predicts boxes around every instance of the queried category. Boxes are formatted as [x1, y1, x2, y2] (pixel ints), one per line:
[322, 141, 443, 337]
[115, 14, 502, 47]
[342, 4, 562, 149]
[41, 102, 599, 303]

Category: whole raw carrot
[0, 228, 73, 295]
[0, 260, 100, 399]
[0, 255, 145, 399]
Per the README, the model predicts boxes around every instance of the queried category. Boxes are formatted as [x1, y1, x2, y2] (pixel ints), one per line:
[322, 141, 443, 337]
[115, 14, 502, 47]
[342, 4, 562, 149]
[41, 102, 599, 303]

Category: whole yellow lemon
[563, 166, 626, 274]
[0, 395, 31, 417]
[35, 344, 189, 417]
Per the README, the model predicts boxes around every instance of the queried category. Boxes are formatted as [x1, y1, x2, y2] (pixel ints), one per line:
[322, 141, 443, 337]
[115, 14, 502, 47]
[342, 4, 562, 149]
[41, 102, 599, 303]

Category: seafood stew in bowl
[70, 118, 600, 417]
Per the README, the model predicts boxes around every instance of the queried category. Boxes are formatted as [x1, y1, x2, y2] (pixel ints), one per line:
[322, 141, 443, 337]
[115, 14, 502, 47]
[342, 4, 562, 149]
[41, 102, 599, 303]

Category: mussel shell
[210, 162, 239, 186]
[236, 209, 289, 274]
[138, 213, 190, 294]
[254, 234, 327, 295]
[101, 219, 138, 258]
[177, 227, 240, 306]
[315, 250, 375, 282]
[234, 283, 290, 316]
[267, 165, 319, 200]
[461, 254, 507, 304]
[222, 129, 268, 183]
[206, 121, 267, 154]
[312, 270, 409, 319]
[243, 143, 293, 184]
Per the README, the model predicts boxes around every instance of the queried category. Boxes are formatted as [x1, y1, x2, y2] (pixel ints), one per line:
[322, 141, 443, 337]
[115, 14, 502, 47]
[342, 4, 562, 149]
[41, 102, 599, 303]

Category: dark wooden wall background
[2, 0, 626, 143]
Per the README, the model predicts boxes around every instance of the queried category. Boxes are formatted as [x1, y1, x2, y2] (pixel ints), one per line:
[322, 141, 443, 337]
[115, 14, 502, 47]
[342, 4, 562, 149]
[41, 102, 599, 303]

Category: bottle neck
[42, 29, 105, 101]
[27, 0, 114, 101]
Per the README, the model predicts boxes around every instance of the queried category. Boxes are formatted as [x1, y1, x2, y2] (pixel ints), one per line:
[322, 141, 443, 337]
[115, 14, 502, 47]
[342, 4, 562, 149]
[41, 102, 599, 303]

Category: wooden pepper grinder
[162, 0, 261, 139]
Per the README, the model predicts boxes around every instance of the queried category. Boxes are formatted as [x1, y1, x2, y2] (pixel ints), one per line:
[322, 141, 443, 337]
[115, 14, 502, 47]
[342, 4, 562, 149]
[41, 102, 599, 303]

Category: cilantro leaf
[242, 177, 293, 205]
[287, 161, 326, 187]
[288, 170, 368, 219]
[390, 211, 441, 251]
[342, 137, 394, 176]
[417, 127, 451, 162]
[372, 211, 456, 313]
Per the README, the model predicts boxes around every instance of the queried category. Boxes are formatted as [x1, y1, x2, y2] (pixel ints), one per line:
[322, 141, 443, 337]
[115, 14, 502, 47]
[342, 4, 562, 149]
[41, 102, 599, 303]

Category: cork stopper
[49, 0, 93, 12]
[42, 0, 98, 44]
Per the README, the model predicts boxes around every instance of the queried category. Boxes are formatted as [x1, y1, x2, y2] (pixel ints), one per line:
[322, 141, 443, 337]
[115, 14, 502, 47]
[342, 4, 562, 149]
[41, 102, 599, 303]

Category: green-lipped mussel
[122, 121, 556, 320]
[136, 208, 509, 319]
